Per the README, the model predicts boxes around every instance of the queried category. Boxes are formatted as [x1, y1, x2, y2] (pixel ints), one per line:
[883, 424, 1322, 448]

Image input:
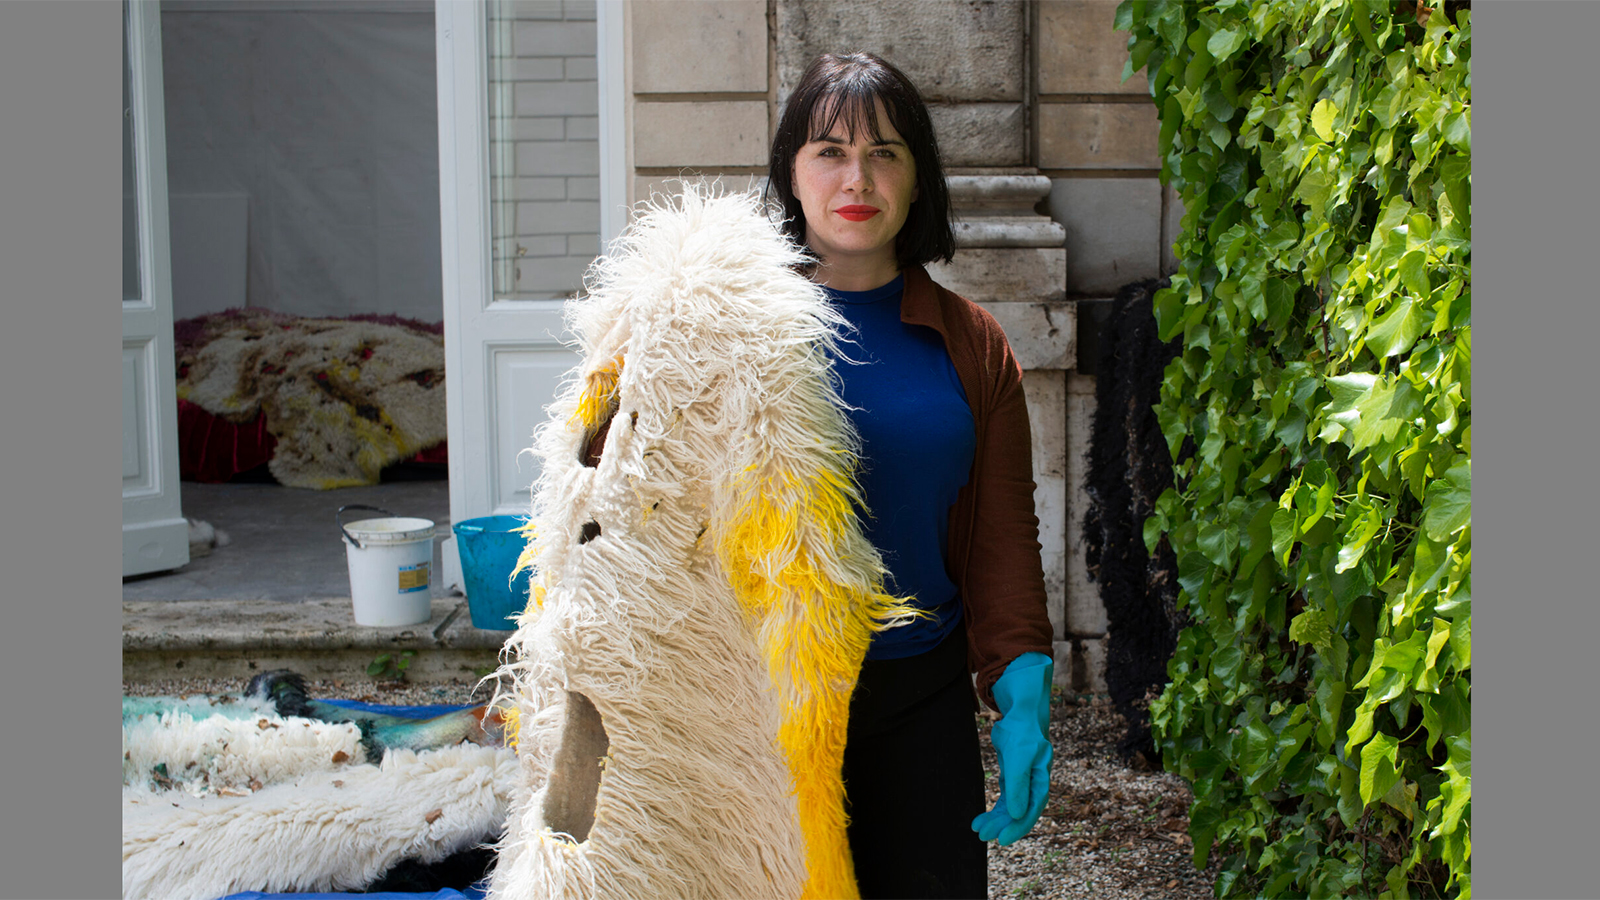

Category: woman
[766, 52, 1057, 899]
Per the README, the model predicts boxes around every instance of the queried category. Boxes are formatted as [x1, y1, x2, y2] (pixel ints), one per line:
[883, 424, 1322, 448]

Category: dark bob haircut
[766, 52, 955, 270]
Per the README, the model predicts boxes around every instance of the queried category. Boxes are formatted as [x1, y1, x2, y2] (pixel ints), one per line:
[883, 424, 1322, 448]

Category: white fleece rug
[122, 713, 516, 900]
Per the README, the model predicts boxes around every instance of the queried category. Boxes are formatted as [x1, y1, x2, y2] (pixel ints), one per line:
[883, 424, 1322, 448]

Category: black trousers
[842, 621, 988, 900]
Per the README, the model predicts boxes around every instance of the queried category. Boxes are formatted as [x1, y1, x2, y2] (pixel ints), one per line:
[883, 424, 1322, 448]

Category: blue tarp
[316, 698, 477, 718]
[215, 699, 492, 900]
[214, 864, 490, 900]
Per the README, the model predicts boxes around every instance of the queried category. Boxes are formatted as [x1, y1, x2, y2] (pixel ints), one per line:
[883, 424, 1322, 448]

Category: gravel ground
[978, 693, 1220, 900]
[125, 677, 1217, 899]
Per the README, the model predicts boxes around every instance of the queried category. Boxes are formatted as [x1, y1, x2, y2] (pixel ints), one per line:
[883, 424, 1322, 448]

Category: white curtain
[161, 5, 442, 322]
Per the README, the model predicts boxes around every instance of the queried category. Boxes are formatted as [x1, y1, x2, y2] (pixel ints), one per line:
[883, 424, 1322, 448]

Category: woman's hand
[971, 652, 1053, 846]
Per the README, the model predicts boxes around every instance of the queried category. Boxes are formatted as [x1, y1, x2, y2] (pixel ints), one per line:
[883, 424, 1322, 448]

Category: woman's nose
[842, 155, 872, 192]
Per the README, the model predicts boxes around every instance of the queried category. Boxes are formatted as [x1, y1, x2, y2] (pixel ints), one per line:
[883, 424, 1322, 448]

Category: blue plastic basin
[452, 515, 533, 631]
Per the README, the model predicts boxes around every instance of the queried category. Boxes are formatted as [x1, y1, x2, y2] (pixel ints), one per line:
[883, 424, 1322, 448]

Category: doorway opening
[123, 1, 602, 605]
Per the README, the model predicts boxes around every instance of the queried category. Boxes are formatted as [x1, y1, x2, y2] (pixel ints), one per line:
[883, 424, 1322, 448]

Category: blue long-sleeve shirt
[823, 274, 977, 659]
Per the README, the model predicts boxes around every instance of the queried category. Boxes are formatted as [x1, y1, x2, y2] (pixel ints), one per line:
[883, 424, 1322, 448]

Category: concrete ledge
[953, 217, 1067, 249]
[122, 647, 506, 684]
[123, 597, 514, 683]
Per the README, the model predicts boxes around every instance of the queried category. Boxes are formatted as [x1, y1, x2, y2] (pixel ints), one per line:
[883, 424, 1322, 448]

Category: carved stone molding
[948, 174, 1066, 249]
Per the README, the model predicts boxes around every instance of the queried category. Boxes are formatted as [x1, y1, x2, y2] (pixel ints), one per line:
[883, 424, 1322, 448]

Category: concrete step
[123, 597, 516, 683]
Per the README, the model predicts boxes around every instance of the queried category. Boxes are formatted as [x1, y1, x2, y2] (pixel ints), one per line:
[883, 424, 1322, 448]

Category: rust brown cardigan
[581, 264, 1055, 709]
[899, 265, 1054, 709]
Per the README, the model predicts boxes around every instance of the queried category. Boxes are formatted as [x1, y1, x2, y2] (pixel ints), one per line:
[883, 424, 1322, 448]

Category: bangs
[806, 86, 904, 145]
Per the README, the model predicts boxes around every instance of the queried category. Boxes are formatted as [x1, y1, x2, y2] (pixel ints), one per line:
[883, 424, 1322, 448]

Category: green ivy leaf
[1448, 611, 1472, 670]
[1433, 735, 1472, 836]
[1213, 644, 1244, 690]
[1382, 776, 1418, 821]
[1409, 536, 1454, 596]
[1311, 98, 1339, 142]
[1420, 617, 1452, 687]
[1325, 372, 1377, 418]
[1265, 220, 1300, 252]
[1440, 154, 1472, 227]
[1397, 249, 1432, 300]
[1301, 477, 1335, 532]
[1271, 507, 1298, 567]
[1289, 608, 1335, 648]
[1112, 1, 1133, 33]
[1198, 519, 1239, 567]
[1336, 759, 1364, 828]
[1239, 501, 1277, 577]
[1178, 550, 1214, 601]
[1443, 109, 1472, 153]
[1264, 277, 1294, 331]
[1350, 377, 1400, 451]
[1316, 676, 1347, 751]
[1190, 801, 1223, 869]
[1424, 459, 1472, 541]
[1364, 296, 1423, 358]
[1299, 166, 1332, 211]
[1207, 27, 1248, 62]
[1358, 731, 1401, 806]
[1239, 717, 1275, 782]
[1154, 286, 1187, 342]
[1275, 407, 1308, 450]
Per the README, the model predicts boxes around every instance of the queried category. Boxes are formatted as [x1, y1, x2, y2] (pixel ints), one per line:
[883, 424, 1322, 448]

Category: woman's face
[791, 98, 919, 276]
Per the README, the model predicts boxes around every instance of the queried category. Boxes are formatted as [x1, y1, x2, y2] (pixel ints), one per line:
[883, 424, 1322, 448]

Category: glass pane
[485, 0, 601, 302]
[123, 0, 142, 303]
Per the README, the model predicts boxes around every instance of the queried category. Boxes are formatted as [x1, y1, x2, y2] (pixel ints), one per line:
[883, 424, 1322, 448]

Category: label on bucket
[398, 562, 430, 593]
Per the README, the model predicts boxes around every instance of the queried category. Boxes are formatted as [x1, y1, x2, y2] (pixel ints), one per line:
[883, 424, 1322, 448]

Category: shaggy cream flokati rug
[489, 184, 914, 900]
[175, 310, 446, 489]
[122, 712, 515, 900]
[122, 710, 366, 795]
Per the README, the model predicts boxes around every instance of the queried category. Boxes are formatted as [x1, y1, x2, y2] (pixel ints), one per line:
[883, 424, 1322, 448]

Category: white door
[434, 1, 625, 590]
[123, 0, 188, 577]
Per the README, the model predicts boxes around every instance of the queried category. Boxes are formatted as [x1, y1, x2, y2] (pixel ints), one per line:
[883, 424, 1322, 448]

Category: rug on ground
[122, 693, 513, 900]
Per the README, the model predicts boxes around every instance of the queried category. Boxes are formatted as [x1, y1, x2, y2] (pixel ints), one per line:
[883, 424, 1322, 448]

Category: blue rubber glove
[971, 652, 1053, 846]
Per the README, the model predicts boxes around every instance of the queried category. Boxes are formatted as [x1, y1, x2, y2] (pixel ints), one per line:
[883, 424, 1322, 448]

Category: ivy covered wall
[1117, 1, 1471, 895]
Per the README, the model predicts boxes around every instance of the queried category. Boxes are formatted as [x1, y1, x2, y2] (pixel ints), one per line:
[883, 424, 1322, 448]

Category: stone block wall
[1036, 1, 1177, 691]
[616, 0, 1172, 693]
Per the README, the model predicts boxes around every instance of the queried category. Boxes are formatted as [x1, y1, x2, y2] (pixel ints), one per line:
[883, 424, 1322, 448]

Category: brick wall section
[488, 0, 601, 301]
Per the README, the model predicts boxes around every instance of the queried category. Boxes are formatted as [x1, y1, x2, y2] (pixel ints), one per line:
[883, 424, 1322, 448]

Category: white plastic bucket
[338, 505, 436, 627]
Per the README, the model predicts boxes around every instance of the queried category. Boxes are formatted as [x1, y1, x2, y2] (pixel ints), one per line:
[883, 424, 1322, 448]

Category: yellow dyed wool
[569, 357, 622, 431]
[717, 472, 921, 900]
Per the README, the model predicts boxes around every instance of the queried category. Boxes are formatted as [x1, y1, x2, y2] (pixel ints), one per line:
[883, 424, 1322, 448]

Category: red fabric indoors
[177, 399, 278, 483]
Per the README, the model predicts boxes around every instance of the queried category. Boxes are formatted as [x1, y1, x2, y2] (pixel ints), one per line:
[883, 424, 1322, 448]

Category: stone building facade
[611, 0, 1176, 692]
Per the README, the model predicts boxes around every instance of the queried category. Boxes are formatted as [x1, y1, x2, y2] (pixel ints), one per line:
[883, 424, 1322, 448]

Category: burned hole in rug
[578, 520, 602, 545]
[542, 691, 610, 843]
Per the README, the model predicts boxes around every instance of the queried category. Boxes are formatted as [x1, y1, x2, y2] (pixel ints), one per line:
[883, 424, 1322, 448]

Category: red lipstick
[835, 205, 881, 221]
